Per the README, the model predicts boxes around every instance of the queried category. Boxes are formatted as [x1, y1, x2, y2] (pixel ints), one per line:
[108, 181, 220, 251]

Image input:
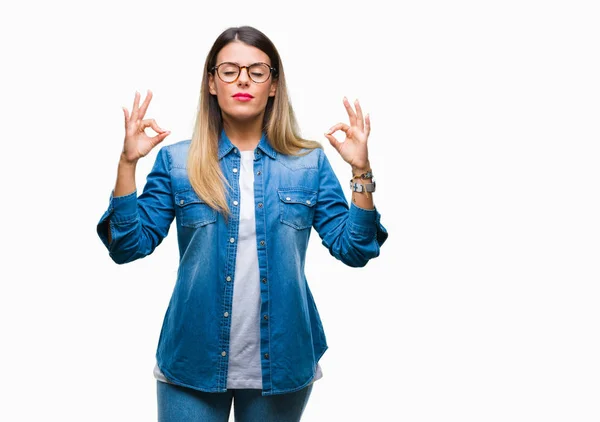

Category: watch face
[366, 180, 376, 192]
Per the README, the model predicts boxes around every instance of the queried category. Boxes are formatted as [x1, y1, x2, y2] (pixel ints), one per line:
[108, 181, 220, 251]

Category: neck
[222, 115, 264, 151]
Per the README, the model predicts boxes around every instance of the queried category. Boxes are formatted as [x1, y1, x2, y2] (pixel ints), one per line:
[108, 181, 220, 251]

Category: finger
[365, 113, 371, 138]
[131, 91, 141, 121]
[122, 107, 130, 128]
[324, 133, 342, 153]
[354, 99, 364, 131]
[326, 122, 350, 135]
[137, 89, 153, 120]
[141, 119, 166, 133]
[343, 96, 357, 127]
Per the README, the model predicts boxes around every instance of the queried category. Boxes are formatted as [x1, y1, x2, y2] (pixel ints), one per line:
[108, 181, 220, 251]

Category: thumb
[325, 134, 341, 153]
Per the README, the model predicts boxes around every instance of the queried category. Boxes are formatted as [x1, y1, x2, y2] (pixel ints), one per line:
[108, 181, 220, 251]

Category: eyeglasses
[211, 62, 277, 84]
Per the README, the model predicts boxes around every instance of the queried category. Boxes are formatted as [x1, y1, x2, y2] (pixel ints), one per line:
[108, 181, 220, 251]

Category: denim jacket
[97, 131, 388, 395]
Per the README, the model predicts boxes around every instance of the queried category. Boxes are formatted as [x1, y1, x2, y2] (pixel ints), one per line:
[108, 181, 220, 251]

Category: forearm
[114, 155, 138, 197]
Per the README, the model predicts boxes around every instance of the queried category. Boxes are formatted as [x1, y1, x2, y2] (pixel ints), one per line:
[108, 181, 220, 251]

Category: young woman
[97, 25, 388, 421]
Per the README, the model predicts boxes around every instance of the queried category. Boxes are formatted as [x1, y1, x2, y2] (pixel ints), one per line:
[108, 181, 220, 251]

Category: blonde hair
[187, 26, 322, 218]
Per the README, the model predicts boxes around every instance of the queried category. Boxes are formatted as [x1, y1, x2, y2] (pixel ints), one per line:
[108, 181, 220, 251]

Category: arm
[97, 90, 172, 262]
[316, 97, 388, 266]
[312, 150, 387, 267]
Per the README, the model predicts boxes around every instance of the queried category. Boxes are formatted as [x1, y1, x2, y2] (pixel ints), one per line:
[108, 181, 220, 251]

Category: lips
[233, 93, 254, 99]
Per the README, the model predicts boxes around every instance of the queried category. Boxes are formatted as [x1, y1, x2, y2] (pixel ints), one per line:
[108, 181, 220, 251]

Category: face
[208, 41, 277, 123]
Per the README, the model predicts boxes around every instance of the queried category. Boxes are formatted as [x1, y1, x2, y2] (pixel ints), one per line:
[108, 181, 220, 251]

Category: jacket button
[226, 276, 232, 282]
[261, 278, 267, 284]
[224, 312, 229, 317]
[230, 238, 235, 243]
[263, 314, 268, 320]
[233, 200, 239, 206]
[233, 168, 238, 173]
[258, 203, 263, 208]
[264, 353, 269, 359]
[256, 171, 261, 176]
[259, 240, 265, 246]
[222, 351, 227, 357]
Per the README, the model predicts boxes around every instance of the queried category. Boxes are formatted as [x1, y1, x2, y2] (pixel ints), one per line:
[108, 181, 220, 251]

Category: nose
[237, 66, 251, 86]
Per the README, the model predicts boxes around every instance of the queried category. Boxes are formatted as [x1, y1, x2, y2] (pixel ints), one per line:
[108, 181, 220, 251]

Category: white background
[1, 0, 599, 421]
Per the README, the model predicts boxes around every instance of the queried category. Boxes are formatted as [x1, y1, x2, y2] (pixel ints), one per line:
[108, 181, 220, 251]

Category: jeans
[157, 381, 313, 422]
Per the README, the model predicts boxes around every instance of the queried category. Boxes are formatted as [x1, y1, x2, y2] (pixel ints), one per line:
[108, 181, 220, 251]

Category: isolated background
[1, 0, 599, 421]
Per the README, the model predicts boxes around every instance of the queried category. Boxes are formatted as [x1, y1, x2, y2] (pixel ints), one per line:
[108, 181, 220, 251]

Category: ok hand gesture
[121, 90, 170, 164]
[324, 97, 371, 172]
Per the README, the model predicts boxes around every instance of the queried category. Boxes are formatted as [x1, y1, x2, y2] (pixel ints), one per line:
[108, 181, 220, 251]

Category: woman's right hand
[121, 90, 170, 164]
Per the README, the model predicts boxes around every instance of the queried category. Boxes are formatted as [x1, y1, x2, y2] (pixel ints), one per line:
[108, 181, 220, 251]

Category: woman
[97, 25, 388, 421]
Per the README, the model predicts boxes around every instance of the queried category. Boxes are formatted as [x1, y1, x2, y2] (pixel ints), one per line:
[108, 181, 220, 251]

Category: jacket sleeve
[312, 149, 388, 267]
[96, 147, 176, 264]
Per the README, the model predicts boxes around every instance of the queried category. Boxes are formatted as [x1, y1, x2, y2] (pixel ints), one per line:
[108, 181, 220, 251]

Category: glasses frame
[210, 62, 277, 84]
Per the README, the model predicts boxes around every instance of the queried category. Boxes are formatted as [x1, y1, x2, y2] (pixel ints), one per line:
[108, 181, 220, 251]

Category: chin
[222, 107, 263, 122]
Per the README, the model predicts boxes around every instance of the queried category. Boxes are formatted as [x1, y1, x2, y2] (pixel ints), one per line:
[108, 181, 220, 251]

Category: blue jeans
[157, 381, 313, 421]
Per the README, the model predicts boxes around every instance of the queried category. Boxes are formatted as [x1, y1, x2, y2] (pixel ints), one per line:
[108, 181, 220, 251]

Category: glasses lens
[218, 63, 240, 83]
[248, 63, 270, 83]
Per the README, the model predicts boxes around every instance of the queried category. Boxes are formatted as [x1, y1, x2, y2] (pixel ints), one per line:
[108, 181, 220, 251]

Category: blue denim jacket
[97, 131, 388, 395]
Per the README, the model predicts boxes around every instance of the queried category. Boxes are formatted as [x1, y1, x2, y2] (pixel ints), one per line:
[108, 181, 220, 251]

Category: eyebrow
[221, 61, 270, 66]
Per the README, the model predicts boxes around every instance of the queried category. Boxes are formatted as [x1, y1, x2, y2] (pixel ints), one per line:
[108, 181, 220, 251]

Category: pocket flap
[277, 188, 317, 207]
[175, 189, 205, 207]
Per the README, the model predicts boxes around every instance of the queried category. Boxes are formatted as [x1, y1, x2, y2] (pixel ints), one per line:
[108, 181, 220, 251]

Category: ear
[208, 73, 217, 96]
[268, 78, 278, 97]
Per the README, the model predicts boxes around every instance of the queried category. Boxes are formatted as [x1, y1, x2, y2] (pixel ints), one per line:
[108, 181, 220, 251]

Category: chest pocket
[175, 189, 218, 228]
[278, 188, 317, 230]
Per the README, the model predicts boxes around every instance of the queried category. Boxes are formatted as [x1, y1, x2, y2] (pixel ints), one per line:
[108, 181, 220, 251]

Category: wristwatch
[349, 178, 376, 193]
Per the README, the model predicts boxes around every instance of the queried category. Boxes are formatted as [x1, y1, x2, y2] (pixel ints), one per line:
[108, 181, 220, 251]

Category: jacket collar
[218, 129, 277, 160]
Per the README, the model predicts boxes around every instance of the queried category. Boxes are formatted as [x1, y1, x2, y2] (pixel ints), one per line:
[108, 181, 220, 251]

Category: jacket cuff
[106, 190, 139, 224]
[97, 190, 138, 230]
[348, 202, 378, 233]
[348, 203, 389, 245]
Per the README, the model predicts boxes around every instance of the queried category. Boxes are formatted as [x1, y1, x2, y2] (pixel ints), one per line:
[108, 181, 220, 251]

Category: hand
[324, 97, 371, 172]
[121, 90, 170, 164]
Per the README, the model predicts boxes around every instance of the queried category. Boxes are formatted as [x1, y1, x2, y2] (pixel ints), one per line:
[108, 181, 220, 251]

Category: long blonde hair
[187, 26, 322, 217]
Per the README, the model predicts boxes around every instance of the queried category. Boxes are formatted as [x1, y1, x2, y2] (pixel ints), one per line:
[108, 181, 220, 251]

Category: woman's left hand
[325, 97, 371, 172]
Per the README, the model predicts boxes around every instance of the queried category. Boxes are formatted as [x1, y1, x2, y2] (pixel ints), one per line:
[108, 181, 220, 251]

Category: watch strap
[349, 180, 376, 193]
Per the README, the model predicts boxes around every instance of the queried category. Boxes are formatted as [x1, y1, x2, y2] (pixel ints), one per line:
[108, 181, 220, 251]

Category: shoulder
[276, 146, 323, 170]
[157, 139, 191, 169]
